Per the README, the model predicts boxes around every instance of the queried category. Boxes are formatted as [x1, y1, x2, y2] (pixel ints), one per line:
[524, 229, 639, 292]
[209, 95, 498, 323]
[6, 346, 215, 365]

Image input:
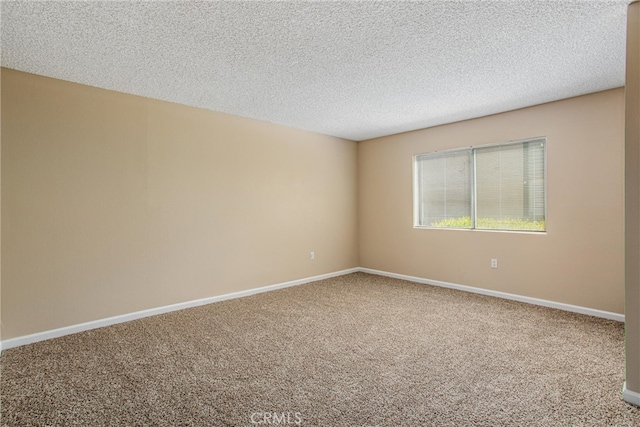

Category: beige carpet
[1, 272, 639, 426]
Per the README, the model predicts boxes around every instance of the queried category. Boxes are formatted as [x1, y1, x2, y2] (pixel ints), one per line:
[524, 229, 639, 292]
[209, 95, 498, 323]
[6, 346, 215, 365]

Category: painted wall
[0, 68, 3, 346]
[358, 88, 625, 314]
[625, 0, 640, 400]
[0, 67, 627, 341]
[1, 68, 359, 339]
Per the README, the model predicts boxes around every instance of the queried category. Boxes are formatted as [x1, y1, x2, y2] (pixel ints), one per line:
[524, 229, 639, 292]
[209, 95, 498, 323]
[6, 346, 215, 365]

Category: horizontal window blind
[415, 137, 546, 232]
[417, 150, 472, 228]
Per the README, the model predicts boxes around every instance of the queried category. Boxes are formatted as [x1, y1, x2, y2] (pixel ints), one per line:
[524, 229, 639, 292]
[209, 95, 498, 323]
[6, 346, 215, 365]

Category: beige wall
[0, 67, 627, 341]
[0, 68, 3, 344]
[625, 0, 640, 398]
[359, 89, 625, 314]
[1, 68, 358, 339]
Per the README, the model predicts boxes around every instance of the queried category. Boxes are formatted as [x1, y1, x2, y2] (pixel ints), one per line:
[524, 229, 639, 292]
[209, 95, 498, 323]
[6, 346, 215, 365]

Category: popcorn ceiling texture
[0, 1, 631, 141]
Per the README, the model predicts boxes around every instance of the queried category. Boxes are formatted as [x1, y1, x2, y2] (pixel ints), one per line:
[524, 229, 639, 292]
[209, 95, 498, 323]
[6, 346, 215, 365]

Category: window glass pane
[474, 139, 545, 231]
[417, 150, 472, 228]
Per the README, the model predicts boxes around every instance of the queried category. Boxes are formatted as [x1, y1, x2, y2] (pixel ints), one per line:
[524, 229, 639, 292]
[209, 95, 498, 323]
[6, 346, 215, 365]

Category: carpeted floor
[1, 272, 639, 426]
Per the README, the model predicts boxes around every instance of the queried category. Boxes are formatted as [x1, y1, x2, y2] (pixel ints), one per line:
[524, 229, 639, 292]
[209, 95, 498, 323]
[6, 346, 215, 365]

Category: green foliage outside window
[431, 216, 545, 231]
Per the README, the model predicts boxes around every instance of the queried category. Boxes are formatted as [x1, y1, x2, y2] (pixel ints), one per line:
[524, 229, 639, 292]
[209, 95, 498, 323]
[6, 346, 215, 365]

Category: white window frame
[413, 137, 547, 232]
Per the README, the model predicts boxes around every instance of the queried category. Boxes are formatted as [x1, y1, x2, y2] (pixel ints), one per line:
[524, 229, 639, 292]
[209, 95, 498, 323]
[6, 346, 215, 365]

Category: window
[414, 137, 546, 232]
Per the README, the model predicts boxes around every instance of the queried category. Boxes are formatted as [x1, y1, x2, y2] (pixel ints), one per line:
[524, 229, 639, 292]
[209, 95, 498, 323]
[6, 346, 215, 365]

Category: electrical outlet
[310, 251, 315, 260]
[491, 259, 498, 269]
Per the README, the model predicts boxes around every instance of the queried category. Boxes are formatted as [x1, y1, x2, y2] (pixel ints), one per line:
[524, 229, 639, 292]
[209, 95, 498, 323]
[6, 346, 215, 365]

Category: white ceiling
[1, 1, 632, 141]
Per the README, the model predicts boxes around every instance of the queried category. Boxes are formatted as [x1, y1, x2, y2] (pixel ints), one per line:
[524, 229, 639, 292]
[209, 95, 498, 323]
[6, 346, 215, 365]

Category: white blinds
[475, 139, 546, 229]
[415, 138, 546, 231]
[417, 150, 472, 228]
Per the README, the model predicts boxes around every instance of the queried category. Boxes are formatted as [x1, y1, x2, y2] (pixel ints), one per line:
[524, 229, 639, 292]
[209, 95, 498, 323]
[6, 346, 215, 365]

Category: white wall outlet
[310, 251, 315, 260]
[491, 258, 498, 269]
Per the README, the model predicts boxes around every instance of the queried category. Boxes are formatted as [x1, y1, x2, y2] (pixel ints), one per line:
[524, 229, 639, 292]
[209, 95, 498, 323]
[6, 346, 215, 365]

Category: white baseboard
[0, 266, 624, 352]
[0, 268, 359, 352]
[358, 268, 625, 322]
[623, 382, 640, 406]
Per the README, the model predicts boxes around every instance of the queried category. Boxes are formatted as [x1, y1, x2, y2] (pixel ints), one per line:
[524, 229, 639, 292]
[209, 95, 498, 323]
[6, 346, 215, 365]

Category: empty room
[2, 1, 640, 425]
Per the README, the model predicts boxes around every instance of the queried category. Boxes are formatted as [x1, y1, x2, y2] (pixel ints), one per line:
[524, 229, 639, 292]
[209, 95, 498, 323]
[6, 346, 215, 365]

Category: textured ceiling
[1, 1, 632, 141]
